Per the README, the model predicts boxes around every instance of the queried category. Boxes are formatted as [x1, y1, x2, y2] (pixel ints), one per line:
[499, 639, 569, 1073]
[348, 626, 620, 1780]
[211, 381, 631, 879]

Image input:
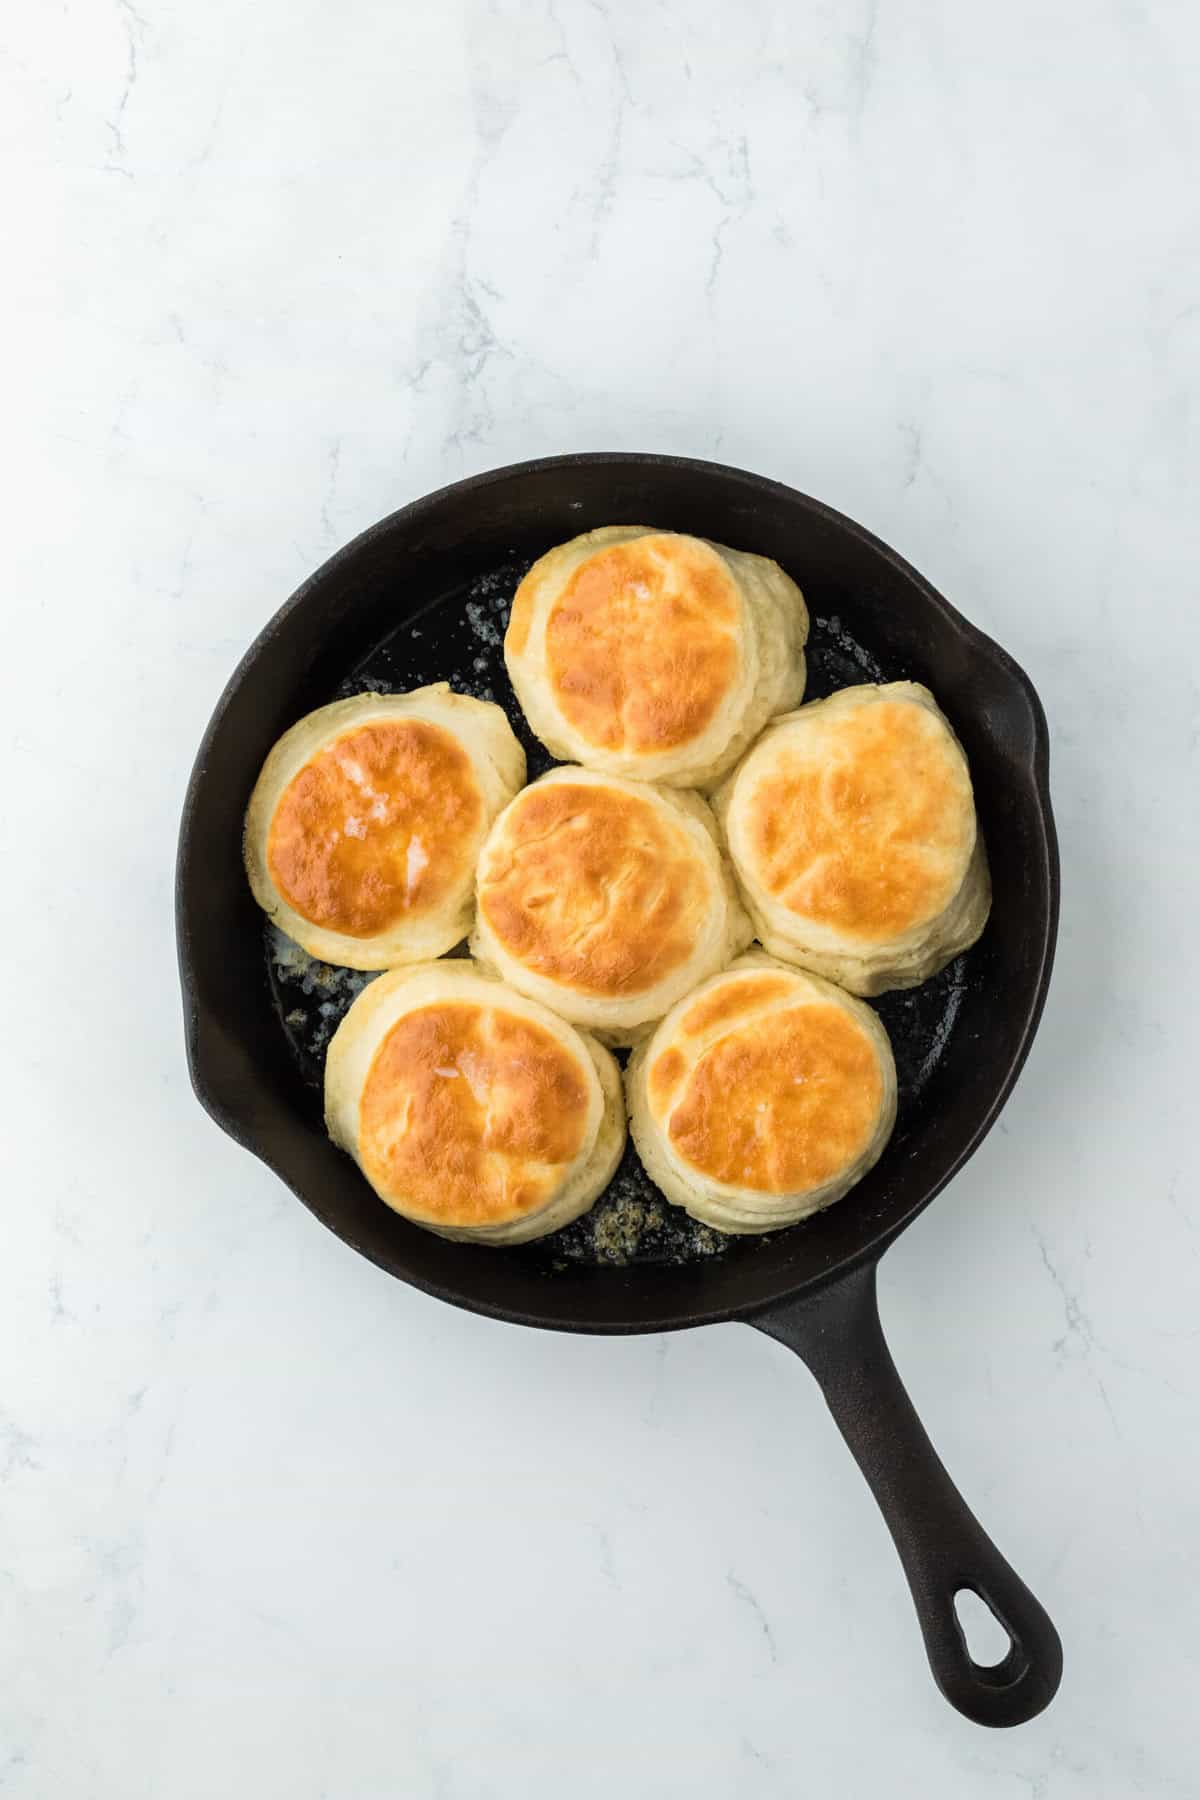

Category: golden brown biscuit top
[478, 781, 711, 997]
[668, 973, 794, 1040]
[266, 720, 483, 938]
[649, 996, 884, 1195]
[542, 535, 741, 753]
[742, 700, 973, 941]
[358, 1001, 590, 1226]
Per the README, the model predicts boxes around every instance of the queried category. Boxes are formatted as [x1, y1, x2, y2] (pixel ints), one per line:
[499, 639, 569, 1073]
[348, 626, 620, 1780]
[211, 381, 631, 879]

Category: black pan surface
[177, 454, 1061, 1726]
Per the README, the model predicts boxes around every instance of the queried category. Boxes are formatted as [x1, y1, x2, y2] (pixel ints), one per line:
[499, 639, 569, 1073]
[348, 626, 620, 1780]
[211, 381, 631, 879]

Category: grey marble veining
[2, 0, 1199, 1792]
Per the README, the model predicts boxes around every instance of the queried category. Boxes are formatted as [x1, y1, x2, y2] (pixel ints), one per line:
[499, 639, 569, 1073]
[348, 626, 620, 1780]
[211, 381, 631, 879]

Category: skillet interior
[177, 454, 1056, 1333]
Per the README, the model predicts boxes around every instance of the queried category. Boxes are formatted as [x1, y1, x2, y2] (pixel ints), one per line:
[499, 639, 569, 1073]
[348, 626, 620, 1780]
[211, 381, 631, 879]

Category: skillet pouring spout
[754, 1260, 1063, 1727]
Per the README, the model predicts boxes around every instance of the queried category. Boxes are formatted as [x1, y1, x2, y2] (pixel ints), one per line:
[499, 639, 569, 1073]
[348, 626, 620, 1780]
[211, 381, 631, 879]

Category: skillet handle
[752, 1260, 1062, 1727]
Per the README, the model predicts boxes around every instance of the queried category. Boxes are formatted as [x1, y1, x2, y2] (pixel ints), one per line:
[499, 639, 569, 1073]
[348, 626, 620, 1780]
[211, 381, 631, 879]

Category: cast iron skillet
[176, 453, 1062, 1727]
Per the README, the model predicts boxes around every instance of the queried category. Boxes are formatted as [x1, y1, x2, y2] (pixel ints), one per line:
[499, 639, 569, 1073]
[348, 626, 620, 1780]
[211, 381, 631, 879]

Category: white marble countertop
[5, 1, 1199, 1792]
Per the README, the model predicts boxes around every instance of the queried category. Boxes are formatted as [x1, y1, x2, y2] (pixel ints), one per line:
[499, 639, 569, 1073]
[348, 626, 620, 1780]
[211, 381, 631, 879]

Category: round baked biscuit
[244, 684, 525, 970]
[628, 955, 897, 1234]
[325, 960, 625, 1243]
[717, 682, 990, 995]
[471, 767, 751, 1045]
[504, 526, 808, 788]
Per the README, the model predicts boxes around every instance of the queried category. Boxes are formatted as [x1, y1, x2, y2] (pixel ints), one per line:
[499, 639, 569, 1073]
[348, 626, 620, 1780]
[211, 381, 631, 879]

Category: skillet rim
[176, 452, 1059, 1334]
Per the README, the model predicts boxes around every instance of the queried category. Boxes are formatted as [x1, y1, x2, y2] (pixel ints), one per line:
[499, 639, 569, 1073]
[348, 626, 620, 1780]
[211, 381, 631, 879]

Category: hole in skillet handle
[954, 1587, 1015, 1672]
